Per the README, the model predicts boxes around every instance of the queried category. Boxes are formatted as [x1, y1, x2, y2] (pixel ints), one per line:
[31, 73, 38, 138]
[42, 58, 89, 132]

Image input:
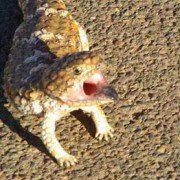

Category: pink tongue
[83, 83, 98, 95]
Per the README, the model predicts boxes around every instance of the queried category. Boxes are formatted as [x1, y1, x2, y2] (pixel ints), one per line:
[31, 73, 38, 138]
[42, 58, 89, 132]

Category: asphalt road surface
[0, 0, 179, 179]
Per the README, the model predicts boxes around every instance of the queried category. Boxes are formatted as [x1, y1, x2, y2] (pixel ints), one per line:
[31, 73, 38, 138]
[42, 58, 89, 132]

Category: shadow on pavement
[72, 110, 96, 137]
[0, 104, 54, 159]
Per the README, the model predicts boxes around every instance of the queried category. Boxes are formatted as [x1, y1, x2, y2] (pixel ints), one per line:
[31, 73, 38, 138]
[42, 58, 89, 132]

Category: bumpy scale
[4, 0, 118, 167]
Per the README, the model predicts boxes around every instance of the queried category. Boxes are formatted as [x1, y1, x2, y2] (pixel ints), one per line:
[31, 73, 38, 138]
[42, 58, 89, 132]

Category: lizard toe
[58, 155, 77, 167]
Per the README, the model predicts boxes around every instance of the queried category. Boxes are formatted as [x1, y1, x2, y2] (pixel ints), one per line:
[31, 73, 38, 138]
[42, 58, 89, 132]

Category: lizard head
[42, 51, 118, 106]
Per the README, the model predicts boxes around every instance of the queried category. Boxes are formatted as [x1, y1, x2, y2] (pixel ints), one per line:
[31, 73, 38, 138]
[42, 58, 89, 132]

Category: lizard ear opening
[83, 82, 97, 95]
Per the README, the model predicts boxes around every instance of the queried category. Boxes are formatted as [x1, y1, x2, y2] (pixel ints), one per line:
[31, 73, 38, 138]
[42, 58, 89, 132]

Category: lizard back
[4, 0, 88, 113]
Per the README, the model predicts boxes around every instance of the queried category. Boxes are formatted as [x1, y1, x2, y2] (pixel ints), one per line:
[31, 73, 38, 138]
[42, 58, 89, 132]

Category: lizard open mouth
[61, 71, 118, 105]
[83, 72, 107, 96]
[83, 82, 98, 95]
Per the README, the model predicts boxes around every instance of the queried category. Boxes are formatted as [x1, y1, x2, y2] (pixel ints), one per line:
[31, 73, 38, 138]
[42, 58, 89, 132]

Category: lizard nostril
[83, 82, 97, 95]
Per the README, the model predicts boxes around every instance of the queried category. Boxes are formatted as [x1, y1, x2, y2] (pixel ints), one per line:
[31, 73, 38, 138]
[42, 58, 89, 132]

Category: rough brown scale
[3, 0, 118, 167]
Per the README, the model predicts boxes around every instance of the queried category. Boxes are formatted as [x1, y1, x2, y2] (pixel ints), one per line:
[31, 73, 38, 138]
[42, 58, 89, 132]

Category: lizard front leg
[41, 112, 77, 167]
[81, 106, 114, 141]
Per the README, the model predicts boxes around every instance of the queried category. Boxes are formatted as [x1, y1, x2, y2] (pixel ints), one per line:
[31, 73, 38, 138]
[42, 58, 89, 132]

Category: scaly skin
[3, 0, 118, 167]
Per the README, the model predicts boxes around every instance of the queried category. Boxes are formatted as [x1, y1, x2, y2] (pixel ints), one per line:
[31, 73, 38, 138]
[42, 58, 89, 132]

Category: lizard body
[3, 0, 118, 167]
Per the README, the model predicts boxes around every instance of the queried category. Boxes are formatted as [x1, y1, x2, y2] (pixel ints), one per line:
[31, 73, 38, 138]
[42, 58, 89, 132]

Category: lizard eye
[74, 67, 82, 75]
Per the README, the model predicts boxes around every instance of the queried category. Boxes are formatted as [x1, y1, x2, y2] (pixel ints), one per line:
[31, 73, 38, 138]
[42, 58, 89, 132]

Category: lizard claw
[57, 154, 78, 167]
[95, 124, 114, 141]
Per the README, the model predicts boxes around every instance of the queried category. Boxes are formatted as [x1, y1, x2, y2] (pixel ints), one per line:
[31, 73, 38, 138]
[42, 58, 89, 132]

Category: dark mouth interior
[83, 82, 98, 95]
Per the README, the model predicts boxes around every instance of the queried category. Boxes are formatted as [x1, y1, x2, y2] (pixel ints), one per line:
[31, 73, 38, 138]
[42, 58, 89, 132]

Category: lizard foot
[95, 124, 114, 141]
[57, 154, 78, 167]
